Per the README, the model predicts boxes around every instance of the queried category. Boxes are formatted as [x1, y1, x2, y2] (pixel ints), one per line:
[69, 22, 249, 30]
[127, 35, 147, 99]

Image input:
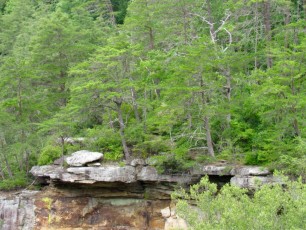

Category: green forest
[0, 0, 305, 189]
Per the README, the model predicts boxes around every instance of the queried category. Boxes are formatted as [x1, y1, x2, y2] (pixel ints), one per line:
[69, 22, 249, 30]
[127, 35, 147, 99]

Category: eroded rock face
[18, 160, 279, 230]
[0, 188, 169, 230]
[0, 190, 38, 230]
[161, 207, 188, 230]
[34, 188, 168, 230]
[65, 150, 103, 167]
[66, 166, 136, 183]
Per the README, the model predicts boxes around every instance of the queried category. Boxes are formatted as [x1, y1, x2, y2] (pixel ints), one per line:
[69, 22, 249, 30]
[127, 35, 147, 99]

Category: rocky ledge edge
[30, 150, 281, 192]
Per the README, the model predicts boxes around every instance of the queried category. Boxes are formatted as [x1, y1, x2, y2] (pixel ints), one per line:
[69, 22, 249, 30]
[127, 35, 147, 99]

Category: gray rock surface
[194, 165, 232, 175]
[31, 165, 136, 183]
[65, 150, 103, 167]
[66, 166, 136, 183]
[137, 166, 193, 183]
[230, 166, 270, 176]
[0, 190, 38, 230]
[130, 158, 146, 167]
[230, 175, 282, 189]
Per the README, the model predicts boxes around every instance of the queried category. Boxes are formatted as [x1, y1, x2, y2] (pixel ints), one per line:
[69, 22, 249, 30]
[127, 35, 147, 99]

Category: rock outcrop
[1, 150, 281, 230]
[0, 190, 38, 230]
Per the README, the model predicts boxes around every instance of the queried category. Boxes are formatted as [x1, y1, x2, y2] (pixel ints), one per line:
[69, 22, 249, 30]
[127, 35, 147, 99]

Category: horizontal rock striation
[1, 154, 281, 230]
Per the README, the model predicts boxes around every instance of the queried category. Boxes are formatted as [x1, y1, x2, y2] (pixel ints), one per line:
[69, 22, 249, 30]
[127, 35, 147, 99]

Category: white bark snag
[114, 98, 130, 159]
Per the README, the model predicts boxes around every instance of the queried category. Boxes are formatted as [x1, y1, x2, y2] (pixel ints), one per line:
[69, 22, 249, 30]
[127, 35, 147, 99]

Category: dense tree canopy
[0, 0, 305, 189]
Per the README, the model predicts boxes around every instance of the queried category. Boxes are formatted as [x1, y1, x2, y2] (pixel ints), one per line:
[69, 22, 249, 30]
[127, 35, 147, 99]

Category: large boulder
[65, 150, 103, 167]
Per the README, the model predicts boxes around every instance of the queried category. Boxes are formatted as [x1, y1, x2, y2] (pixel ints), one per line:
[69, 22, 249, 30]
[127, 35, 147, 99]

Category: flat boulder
[65, 150, 103, 167]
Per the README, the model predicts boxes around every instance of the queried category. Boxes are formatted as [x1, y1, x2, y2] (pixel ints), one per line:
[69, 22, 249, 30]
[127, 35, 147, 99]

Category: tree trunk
[284, 7, 291, 49]
[17, 77, 22, 119]
[0, 135, 13, 178]
[293, 118, 301, 137]
[206, 0, 216, 43]
[143, 89, 148, 133]
[0, 165, 5, 179]
[254, 1, 259, 69]
[204, 116, 215, 157]
[148, 27, 155, 50]
[200, 76, 215, 157]
[25, 150, 30, 175]
[59, 70, 67, 106]
[60, 136, 65, 166]
[108, 109, 115, 130]
[263, 0, 273, 68]
[224, 69, 231, 124]
[1, 152, 13, 178]
[106, 0, 116, 25]
[130, 87, 141, 123]
[14, 154, 23, 172]
[115, 99, 130, 159]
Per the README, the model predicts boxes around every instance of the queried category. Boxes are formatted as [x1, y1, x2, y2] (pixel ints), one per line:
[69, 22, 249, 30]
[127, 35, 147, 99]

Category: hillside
[0, 0, 305, 190]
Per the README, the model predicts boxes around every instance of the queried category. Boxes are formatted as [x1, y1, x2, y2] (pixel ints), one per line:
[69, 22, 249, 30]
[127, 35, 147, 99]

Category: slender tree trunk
[25, 150, 30, 175]
[284, 7, 291, 49]
[108, 109, 115, 130]
[14, 155, 23, 172]
[186, 98, 193, 130]
[254, 1, 259, 69]
[263, 0, 273, 68]
[204, 116, 215, 157]
[143, 89, 148, 133]
[114, 99, 130, 159]
[59, 70, 67, 106]
[106, 0, 116, 25]
[153, 78, 161, 99]
[181, 4, 189, 44]
[130, 87, 141, 123]
[224, 69, 232, 124]
[293, 118, 301, 137]
[148, 27, 155, 50]
[60, 136, 65, 166]
[0, 135, 13, 178]
[17, 77, 22, 118]
[200, 77, 215, 157]
[1, 152, 13, 178]
[0, 166, 5, 180]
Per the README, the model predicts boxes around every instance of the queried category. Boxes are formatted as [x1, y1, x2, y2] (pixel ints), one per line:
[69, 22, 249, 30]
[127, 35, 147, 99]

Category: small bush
[0, 173, 28, 190]
[173, 175, 306, 230]
[245, 152, 259, 165]
[134, 135, 171, 155]
[38, 145, 62, 165]
[90, 130, 123, 161]
[151, 153, 194, 174]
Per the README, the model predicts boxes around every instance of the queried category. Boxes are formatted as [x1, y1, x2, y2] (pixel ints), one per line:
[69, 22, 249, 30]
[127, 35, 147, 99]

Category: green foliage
[0, 0, 305, 187]
[0, 173, 28, 190]
[88, 128, 124, 161]
[134, 135, 171, 156]
[38, 145, 62, 166]
[150, 153, 194, 174]
[173, 175, 306, 229]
